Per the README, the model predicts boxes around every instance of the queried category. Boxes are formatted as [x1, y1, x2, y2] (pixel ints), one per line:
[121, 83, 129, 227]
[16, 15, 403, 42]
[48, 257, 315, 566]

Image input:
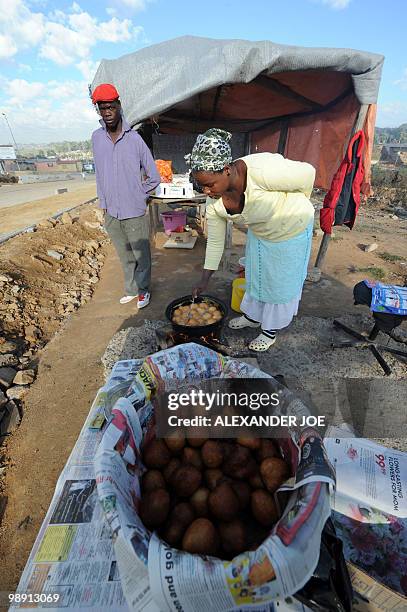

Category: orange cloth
[155, 159, 173, 183]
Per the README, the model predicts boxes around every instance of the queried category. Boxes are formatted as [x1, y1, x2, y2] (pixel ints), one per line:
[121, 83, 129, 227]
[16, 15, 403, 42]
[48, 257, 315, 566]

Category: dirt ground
[0, 196, 406, 596]
[0, 183, 97, 237]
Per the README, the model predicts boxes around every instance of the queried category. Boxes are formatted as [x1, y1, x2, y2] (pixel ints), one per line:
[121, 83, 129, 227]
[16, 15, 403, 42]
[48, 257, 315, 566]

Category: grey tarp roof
[91, 35, 384, 128]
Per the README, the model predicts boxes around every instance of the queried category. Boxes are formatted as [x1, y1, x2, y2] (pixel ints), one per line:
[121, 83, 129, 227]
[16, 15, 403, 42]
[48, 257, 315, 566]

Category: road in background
[0, 176, 96, 210]
[0, 182, 98, 239]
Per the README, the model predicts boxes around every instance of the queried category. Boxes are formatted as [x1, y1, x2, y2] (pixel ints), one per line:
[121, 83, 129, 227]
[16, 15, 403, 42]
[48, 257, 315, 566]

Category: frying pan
[165, 295, 228, 337]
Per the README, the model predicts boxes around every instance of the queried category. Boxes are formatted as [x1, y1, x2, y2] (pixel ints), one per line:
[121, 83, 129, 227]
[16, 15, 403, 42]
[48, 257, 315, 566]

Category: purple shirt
[92, 118, 160, 219]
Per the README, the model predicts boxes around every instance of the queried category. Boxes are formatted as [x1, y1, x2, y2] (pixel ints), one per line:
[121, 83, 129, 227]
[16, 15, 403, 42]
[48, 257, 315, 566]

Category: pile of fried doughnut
[172, 301, 223, 327]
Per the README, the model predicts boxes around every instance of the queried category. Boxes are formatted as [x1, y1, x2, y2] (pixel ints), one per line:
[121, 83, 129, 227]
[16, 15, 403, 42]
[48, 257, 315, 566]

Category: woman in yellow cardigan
[190, 129, 315, 352]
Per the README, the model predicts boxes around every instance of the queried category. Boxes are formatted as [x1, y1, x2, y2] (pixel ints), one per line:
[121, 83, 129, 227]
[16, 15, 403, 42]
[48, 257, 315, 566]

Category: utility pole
[2, 112, 21, 171]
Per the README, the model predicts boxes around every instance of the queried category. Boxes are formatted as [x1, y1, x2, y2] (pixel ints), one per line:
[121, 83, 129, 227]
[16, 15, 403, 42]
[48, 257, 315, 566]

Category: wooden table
[148, 195, 233, 248]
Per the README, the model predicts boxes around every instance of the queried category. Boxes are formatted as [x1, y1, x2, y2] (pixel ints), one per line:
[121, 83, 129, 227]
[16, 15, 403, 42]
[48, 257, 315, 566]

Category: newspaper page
[148, 535, 313, 612]
[9, 359, 142, 611]
[323, 430, 407, 601]
[324, 436, 406, 518]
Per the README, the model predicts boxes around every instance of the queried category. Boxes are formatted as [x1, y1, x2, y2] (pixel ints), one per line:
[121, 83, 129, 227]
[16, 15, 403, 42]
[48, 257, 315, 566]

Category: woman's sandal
[249, 333, 276, 351]
[228, 316, 260, 330]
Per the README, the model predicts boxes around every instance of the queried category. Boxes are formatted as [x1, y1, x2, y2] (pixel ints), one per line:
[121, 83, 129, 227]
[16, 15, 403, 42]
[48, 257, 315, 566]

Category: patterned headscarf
[185, 128, 232, 172]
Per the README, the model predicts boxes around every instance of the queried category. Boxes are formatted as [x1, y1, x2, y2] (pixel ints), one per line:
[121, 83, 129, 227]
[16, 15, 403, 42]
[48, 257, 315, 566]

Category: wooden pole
[315, 233, 331, 268]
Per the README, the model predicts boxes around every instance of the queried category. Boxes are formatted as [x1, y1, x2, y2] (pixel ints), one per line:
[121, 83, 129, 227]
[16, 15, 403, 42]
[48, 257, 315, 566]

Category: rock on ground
[13, 370, 35, 385]
[363, 243, 378, 253]
[6, 386, 28, 400]
[0, 367, 17, 388]
[0, 401, 20, 436]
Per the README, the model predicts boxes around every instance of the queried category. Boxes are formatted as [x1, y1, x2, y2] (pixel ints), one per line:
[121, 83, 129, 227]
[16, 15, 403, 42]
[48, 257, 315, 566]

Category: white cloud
[116, 0, 154, 10]
[313, 0, 351, 9]
[0, 1, 152, 141]
[48, 80, 88, 100]
[394, 68, 407, 91]
[40, 10, 134, 66]
[376, 102, 407, 128]
[0, 34, 18, 59]
[18, 63, 33, 73]
[0, 1, 142, 73]
[106, 0, 155, 16]
[39, 22, 91, 65]
[77, 59, 100, 81]
[0, 0, 45, 57]
[0, 79, 99, 143]
[5, 78, 45, 105]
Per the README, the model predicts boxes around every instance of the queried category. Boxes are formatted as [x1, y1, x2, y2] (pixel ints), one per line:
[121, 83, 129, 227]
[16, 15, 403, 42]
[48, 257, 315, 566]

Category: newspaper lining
[95, 343, 335, 612]
[12, 345, 335, 612]
[324, 425, 407, 603]
[10, 359, 143, 612]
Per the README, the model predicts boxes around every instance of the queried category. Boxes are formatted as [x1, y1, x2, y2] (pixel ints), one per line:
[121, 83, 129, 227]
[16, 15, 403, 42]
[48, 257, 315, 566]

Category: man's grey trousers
[105, 213, 151, 296]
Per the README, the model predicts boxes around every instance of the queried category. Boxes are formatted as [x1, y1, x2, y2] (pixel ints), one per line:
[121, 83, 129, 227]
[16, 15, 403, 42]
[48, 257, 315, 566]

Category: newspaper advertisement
[9, 359, 142, 611]
[324, 435, 406, 518]
[324, 431, 407, 602]
[95, 343, 335, 612]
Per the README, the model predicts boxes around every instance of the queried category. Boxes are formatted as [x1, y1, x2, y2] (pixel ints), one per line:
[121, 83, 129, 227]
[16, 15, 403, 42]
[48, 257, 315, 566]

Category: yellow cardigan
[204, 153, 316, 271]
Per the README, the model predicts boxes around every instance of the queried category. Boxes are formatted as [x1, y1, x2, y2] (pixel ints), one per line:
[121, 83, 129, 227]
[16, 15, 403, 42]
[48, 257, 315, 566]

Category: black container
[165, 295, 228, 337]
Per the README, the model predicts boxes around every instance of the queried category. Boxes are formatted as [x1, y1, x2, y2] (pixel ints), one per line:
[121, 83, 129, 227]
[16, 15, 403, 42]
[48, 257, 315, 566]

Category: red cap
[91, 83, 120, 104]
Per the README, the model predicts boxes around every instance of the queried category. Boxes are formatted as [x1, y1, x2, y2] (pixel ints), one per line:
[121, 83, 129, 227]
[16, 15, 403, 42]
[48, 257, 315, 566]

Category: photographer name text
[168, 414, 326, 427]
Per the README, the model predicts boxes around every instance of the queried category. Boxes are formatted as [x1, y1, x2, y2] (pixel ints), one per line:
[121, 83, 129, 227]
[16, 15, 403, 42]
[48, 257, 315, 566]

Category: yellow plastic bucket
[231, 278, 246, 312]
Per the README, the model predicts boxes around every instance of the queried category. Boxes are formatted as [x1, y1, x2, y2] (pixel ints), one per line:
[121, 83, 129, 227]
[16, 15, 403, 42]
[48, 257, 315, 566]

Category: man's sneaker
[120, 295, 137, 304]
[137, 292, 150, 309]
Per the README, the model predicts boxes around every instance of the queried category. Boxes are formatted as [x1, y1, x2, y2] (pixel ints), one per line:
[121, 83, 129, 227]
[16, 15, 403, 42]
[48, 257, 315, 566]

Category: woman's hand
[192, 282, 208, 299]
[192, 269, 214, 298]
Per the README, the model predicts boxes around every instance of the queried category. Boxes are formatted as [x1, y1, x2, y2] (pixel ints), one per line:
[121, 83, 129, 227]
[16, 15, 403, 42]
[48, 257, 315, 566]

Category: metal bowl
[165, 295, 228, 337]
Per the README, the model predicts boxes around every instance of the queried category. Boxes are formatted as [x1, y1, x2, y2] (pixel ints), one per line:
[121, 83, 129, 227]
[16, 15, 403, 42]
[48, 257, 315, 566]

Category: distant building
[2, 158, 36, 172]
[33, 159, 83, 172]
[380, 143, 407, 164]
[2, 156, 84, 173]
[0, 145, 16, 160]
[0, 145, 16, 173]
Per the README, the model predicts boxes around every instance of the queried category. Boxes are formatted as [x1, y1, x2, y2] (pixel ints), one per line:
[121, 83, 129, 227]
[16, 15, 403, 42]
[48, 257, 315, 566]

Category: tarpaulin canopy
[92, 35, 384, 190]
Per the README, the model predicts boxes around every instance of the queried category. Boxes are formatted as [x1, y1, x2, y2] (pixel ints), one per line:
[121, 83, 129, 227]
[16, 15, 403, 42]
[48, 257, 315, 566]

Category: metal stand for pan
[332, 319, 407, 376]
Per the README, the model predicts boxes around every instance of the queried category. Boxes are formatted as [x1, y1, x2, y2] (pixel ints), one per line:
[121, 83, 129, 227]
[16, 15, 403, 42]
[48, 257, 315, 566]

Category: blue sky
[0, 0, 406, 144]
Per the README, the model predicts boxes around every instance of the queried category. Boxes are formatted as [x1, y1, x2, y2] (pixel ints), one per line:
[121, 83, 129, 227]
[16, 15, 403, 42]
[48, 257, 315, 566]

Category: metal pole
[2, 112, 21, 171]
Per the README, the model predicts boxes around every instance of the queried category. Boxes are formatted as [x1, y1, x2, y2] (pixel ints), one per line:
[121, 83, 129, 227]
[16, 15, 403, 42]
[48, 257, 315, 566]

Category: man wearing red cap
[91, 83, 160, 308]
